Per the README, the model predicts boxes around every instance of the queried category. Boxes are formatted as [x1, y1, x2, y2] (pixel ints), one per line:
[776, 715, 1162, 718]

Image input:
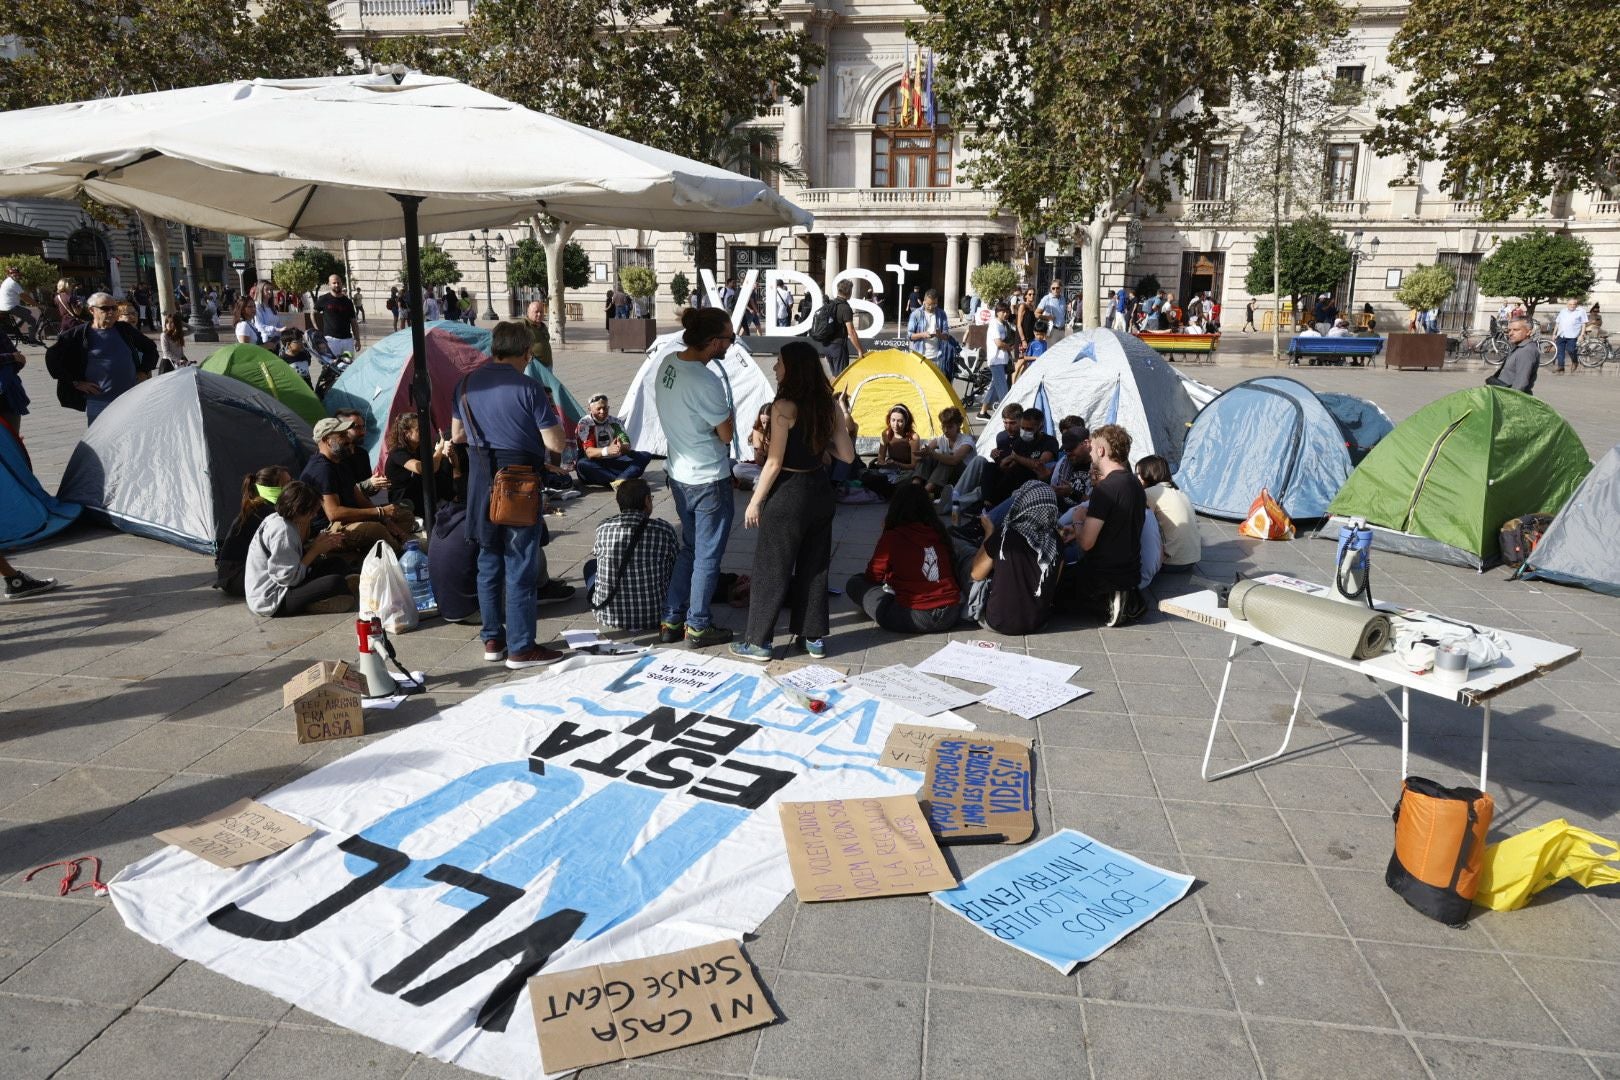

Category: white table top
[1162, 580, 1581, 706]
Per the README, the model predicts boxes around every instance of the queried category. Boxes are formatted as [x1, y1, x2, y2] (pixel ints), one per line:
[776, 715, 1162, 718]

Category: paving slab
[52, 1009, 268, 1080]
[0, 993, 123, 1080]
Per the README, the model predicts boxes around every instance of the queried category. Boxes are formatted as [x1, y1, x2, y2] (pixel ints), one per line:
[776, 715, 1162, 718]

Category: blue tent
[1, 423, 79, 550]
[1174, 376, 1390, 521]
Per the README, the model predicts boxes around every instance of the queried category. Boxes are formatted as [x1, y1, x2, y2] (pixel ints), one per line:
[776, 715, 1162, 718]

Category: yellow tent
[832, 348, 966, 452]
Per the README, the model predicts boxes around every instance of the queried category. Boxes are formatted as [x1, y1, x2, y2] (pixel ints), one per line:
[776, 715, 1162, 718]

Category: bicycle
[1575, 330, 1610, 370]
[1454, 327, 1508, 365]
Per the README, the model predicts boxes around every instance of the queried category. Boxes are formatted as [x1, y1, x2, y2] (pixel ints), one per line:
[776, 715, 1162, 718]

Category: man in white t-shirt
[1552, 298, 1587, 374]
[1, 267, 41, 343]
[917, 405, 974, 498]
[655, 309, 738, 648]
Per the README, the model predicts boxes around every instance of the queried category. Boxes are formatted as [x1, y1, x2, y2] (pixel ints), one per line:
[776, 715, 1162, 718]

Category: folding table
[1161, 583, 1582, 788]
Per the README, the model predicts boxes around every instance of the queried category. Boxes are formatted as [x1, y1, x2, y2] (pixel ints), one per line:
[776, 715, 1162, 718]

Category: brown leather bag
[457, 373, 541, 527]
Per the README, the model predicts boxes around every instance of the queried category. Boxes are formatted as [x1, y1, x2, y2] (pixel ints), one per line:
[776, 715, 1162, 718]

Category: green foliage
[0, 0, 346, 111]
[1244, 214, 1352, 301]
[405, 241, 463, 290]
[506, 238, 590, 291]
[558, 241, 591, 291]
[1394, 264, 1458, 313]
[1134, 275, 1162, 300]
[670, 271, 692, 307]
[288, 245, 345, 286]
[7, 255, 60, 294]
[1476, 231, 1597, 317]
[270, 259, 319, 300]
[970, 262, 1019, 306]
[1373, 0, 1619, 220]
[619, 265, 657, 299]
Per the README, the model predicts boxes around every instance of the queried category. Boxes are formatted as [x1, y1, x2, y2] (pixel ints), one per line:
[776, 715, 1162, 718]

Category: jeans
[1555, 335, 1578, 370]
[663, 477, 736, 631]
[476, 519, 545, 651]
[846, 574, 959, 634]
[987, 363, 1010, 410]
[576, 450, 653, 487]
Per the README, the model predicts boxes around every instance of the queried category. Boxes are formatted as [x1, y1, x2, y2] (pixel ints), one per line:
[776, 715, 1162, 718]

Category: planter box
[1385, 333, 1447, 370]
[608, 317, 657, 352]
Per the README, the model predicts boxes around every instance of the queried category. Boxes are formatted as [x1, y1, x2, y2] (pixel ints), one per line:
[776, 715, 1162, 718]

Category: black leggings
[745, 470, 834, 645]
[275, 574, 349, 616]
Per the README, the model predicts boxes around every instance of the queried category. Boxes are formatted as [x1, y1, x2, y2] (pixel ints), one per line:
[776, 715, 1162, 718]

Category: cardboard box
[284, 661, 366, 744]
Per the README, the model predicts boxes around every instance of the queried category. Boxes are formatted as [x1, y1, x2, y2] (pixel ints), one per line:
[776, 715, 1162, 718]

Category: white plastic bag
[358, 541, 417, 634]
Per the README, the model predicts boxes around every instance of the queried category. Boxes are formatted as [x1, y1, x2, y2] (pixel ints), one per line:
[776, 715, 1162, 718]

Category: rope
[25, 856, 108, 897]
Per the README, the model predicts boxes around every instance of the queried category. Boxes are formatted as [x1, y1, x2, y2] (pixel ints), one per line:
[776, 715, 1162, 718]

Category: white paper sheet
[980, 679, 1091, 720]
[846, 665, 982, 716]
[914, 641, 1080, 687]
[773, 665, 847, 695]
[562, 628, 606, 649]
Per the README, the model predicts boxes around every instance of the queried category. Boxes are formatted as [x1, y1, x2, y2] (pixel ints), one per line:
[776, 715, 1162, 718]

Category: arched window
[871, 82, 952, 189]
[66, 228, 109, 268]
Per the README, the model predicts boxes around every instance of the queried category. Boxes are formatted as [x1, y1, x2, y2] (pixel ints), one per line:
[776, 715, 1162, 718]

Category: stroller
[304, 327, 354, 398]
[954, 345, 992, 409]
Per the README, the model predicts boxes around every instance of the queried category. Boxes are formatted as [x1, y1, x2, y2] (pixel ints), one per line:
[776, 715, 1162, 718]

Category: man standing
[773, 279, 794, 330]
[44, 291, 157, 423]
[451, 320, 575, 669]
[1037, 281, 1068, 336]
[1110, 286, 1132, 331]
[523, 299, 553, 369]
[574, 393, 654, 487]
[906, 289, 948, 368]
[824, 279, 862, 376]
[656, 308, 738, 648]
[315, 275, 360, 358]
[1553, 297, 1587, 374]
[1, 266, 41, 344]
[1489, 317, 1540, 394]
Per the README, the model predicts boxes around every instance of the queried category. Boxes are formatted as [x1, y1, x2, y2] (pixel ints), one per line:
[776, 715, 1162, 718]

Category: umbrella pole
[395, 194, 436, 528]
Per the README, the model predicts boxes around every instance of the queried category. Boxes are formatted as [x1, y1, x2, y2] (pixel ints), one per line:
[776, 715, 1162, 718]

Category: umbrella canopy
[0, 73, 812, 238]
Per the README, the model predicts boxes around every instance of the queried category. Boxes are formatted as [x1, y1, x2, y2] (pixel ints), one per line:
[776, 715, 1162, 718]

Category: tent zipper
[1400, 411, 1471, 530]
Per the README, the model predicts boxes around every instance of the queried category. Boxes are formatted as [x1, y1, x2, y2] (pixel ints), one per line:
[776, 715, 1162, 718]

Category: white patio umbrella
[0, 71, 811, 518]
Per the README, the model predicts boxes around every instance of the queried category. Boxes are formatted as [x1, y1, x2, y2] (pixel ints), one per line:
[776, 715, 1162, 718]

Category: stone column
[845, 234, 862, 290]
[965, 234, 984, 301]
[823, 232, 842, 291]
[944, 234, 963, 316]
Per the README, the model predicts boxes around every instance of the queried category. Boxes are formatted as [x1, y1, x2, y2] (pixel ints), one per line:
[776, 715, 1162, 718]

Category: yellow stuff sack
[1474, 818, 1620, 912]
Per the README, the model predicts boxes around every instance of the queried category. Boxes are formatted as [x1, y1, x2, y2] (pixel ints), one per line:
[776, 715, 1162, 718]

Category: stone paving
[3, 322, 1620, 1080]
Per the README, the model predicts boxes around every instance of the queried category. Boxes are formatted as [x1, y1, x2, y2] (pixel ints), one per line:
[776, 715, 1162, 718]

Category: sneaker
[307, 594, 357, 615]
[506, 645, 564, 669]
[537, 580, 576, 605]
[802, 637, 827, 659]
[483, 639, 507, 662]
[686, 624, 734, 649]
[658, 621, 685, 644]
[729, 641, 773, 664]
[934, 483, 954, 516]
[551, 488, 584, 501]
[3, 572, 58, 601]
[1104, 590, 1144, 628]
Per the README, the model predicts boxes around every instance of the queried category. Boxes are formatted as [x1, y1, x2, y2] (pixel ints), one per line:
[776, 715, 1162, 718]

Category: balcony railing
[1593, 200, 1620, 215]
[1183, 200, 1229, 217]
[1447, 200, 1480, 216]
[329, 0, 474, 29]
[792, 187, 998, 209]
[1322, 199, 1369, 215]
[360, 0, 453, 15]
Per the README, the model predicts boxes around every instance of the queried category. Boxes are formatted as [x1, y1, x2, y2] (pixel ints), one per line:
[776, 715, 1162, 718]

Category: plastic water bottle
[400, 540, 436, 614]
[950, 490, 962, 527]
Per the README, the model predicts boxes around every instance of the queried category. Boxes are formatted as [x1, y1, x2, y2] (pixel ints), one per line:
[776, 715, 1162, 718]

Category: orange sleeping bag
[1385, 776, 1493, 926]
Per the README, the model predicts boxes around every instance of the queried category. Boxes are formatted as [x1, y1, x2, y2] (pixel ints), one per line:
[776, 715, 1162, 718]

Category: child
[1025, 326, 1049, 359]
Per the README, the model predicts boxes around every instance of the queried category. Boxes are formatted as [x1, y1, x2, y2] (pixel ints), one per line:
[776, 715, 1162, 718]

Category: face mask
[255, 484, 283, 504]
[1019, 430, 1036, 443]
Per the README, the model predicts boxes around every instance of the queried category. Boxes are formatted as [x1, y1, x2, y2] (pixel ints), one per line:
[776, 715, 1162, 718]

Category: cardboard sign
[528, 940, 775, 1073]
[779, 794, 955, 901]
[846, 664, 980, 716]
[921, 735, 1036, 844]
[283, 661, 365, 744]
[934, 830, 1195, 972]
[153, 798, 315, 869]
[880, 722, 969, 771]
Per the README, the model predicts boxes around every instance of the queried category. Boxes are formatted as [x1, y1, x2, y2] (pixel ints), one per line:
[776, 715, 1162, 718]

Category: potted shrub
[1389, 263, 1457, 370]
[610, 265, 659, 352]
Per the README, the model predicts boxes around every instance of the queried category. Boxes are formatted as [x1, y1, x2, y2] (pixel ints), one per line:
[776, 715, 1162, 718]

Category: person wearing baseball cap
[299, 415, 410, 557]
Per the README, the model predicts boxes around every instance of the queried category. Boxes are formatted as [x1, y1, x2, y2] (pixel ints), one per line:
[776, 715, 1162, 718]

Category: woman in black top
[1016, 287, 1039, 357]
[383, 412, 453, 517]
[733, 341, 856, 662]
[215, 465, 292, 596]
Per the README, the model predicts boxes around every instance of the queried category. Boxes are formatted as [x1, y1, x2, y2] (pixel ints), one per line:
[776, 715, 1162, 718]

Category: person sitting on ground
[987, 405, 1058, 506]
[1062, 422, 1146, 627]
[828, 392, 866, 494]
[427, 444, 480, 624]
[300, 416, 410, 555]
[846, 480, 961, 634]
[575, 393, 654, 488]
[966, 479, 1062, 634]
[244, 481, 356, 617]
[734, 402, 772, 489]
[588, 477, 680, 632]
[384, 412, 452, 518]
[1051, 424, 1093, 511]
[861, 403, 920, 498]
[917, 405, 974, 501]
[1136, 454, 1200, 574]
[1, 553, 57, 601]
[332, 408, 389, 499]
[215, 465, 292, 597]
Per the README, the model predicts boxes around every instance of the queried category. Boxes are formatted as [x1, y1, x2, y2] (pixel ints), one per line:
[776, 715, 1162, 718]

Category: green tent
[1322, 387, 1590, 568]
[199, 344, 326, 427]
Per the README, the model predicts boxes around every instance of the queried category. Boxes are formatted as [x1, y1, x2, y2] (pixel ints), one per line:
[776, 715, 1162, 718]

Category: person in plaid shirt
[575, 393, 654, 488]
[589, 478, 679, 631]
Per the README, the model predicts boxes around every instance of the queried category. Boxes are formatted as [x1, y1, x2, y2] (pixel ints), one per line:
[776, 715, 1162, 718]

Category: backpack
[809, 299, 842, 344]
[1498, 513, 1556, 569]
[1386, 776, 1493, 926]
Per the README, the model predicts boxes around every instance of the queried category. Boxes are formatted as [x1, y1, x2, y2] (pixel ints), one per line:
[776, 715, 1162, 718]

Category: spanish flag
[899, 41, 913, 125]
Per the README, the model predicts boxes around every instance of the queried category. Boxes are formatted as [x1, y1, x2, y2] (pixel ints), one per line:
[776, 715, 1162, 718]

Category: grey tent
[1520, 445, 1620, 596]
[58, 368, 316, 555]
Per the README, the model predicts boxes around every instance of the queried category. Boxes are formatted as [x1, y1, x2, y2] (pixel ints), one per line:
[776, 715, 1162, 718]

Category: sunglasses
[94, 305, 118, 312]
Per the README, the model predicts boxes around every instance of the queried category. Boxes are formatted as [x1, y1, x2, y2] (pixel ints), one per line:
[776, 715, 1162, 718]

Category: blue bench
[1288, 336, 1385, 367]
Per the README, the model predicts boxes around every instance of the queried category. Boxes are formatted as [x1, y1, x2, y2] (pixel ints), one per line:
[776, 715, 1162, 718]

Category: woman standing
[158, 312, 188, 372]
[387, 286, 401, 330]
[232, 299, 262, 346]
[53, 280, 83, 338]
[732, 341, 855, 662]
[1015, 286, 1039, 360]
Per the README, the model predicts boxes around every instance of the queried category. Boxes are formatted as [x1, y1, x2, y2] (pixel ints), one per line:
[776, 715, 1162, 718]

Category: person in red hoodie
[845, 480, 961, 633]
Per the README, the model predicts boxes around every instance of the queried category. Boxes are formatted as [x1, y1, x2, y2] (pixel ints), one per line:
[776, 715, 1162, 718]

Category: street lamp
[468, 228, 502, 322]
[1345, 230, 1380, 331]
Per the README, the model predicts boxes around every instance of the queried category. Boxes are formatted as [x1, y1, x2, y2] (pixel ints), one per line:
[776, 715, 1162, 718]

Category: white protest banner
[914, 641, 1081, 688]
[845, 665, 980, 717]
[981, 680, 1091, 720]
[110, 654, 959, 1080]
[933, 829, 1194, 972]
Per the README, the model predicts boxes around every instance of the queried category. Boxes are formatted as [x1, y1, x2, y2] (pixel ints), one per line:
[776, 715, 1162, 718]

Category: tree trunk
[541, 222, 574, 345]
[140, 213, 175, 324]
[1078, 210, 1117, 330]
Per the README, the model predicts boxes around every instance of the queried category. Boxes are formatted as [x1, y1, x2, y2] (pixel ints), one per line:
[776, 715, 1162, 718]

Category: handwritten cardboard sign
[934, 829, 1194, 972]
[880, 723, 969, 771]
[283, 661, 366, 744]
[153, 798, 315, 869]
[528, 940, 775, 1072]
[778, 794, 955, 901]
[921, 735, 1036, 844]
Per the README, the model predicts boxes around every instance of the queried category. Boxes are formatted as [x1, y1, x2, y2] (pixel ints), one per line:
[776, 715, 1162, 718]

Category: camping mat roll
[1228, 580, 1391, 660]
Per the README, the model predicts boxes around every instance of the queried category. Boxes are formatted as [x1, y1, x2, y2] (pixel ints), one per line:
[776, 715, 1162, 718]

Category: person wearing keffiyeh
[967, 479, 1063, 635]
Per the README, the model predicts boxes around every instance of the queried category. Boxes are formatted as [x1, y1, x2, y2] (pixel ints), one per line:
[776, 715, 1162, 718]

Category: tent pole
[395, 194, 436, 528]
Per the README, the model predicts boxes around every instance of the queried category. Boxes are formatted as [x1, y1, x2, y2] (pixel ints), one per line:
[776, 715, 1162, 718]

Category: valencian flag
[900, 41, 914, 125]
[911, 47, 926, 125]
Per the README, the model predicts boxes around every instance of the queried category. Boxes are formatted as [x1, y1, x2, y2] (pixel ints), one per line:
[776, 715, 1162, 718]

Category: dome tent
[832, 348, 966, 455]
[57, 368, 315, 554]
[1519, 445, 1620, 596]
[622, 330, 775, 460]
[1, 423, 79, 549]
[1321, 386, 1591, 569]
[1175, 376, 1392, 521]
[971, 329, 1201, 467]
[199, 343, 326, 426]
